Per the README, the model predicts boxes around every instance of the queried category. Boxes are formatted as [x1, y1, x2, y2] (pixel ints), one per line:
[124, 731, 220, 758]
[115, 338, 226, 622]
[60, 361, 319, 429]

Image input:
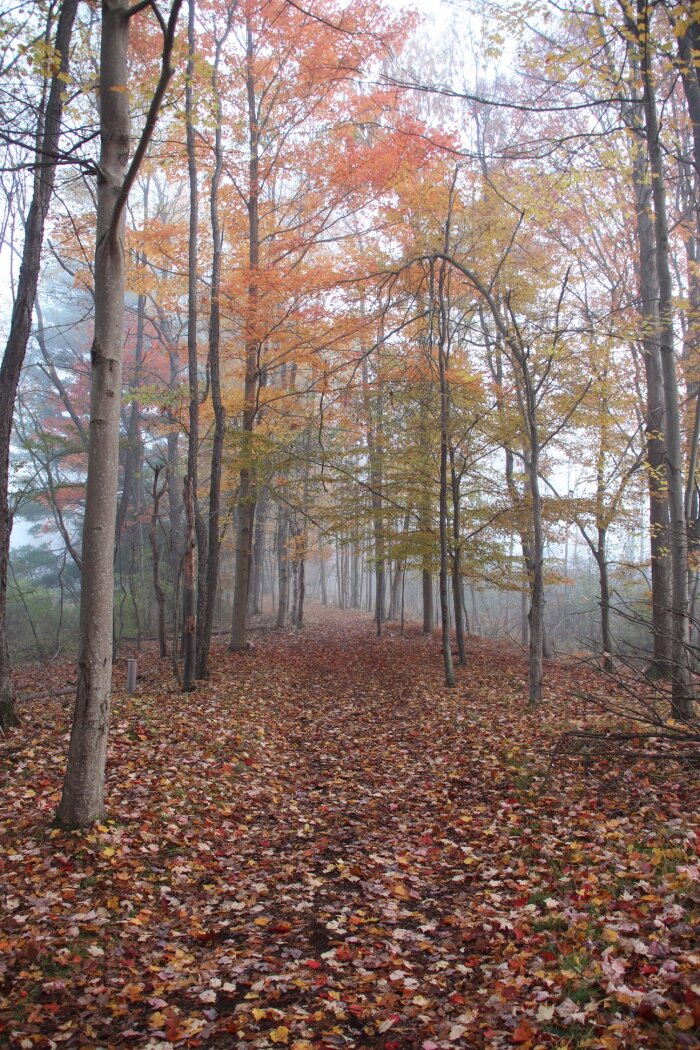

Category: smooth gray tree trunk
[58, 0, 181, 825]
[641, 23, 694, 718]
[58, 0, 132, 824]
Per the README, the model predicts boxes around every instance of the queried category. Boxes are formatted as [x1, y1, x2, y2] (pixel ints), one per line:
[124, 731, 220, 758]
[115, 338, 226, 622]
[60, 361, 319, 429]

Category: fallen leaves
[1, 608, 699, 1048]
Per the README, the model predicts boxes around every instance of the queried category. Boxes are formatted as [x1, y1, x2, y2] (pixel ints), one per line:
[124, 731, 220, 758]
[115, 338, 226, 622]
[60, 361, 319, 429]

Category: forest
[1, 0, 700, 1046]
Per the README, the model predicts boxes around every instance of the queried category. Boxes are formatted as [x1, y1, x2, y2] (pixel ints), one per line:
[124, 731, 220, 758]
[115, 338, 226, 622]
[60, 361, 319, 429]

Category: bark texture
[58, 0, 181, 825]
[230, 18, 260, 651]
[641, 18, 695, 718]
[57, 0, 132, 824]
[0, 0, 79, 730]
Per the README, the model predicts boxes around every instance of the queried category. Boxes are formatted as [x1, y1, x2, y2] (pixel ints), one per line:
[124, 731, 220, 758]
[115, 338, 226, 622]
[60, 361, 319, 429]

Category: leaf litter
[1, 608, 699, 1049]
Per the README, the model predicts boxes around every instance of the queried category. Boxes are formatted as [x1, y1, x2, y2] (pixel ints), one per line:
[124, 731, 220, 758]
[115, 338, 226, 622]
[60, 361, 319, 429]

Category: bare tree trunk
[149, 468, 167, 658]
[595, 530, 613, 669]
[291, 526, 306, 627]
[351, 537, 361, 608]
[422, 568, 433, 634]
[182, 477, 197, 689]
[291, 543, 299, 626]
[389, 559, 402, 621]
[58, 0, 181, 825]
[230, 501, 255, 646]
[163, 331, 183, 600]
[335, 539, 342, 607]
[525, 454, 545, 706]
[319, 538, 328, 606]
[298, 555, 306, 627]
[230, 17, 260, 651]
[252, 489, 267, 614]
[197, 12, 231, 677]
[641, 21, 694, 718]
[435, 260, 455, 688]
[276, 505, 289, 629]
[0, 0, 79, 730]
[449, 448, 466, 666]
[181, 0, 208, 680]
[360, 330, 385, 637]
[521, 576, 529, 647]
[631, 150, 673, 675]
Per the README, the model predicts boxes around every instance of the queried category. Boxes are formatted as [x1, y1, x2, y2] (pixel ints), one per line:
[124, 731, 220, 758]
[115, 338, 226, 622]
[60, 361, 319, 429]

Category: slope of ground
[1, 607, 699, 1049]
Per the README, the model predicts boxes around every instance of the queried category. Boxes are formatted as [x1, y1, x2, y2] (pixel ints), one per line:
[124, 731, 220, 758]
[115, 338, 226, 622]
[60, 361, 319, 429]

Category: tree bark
[361, 341, 385, 636]
[631, 147, 673, 675]
[276, 505, 289, 628]
[149, 468, 168, 658]
[422, 569, 433, 634]
[182, 476, 197, 690]
[449, 447, 467, 666]
[641, 15, 694, 718]
[0, 0, 79, 730]
[595, 529, 613, 668]
[251, 489, 267, 614]
[57, 0, 132, 823]
[435, 260, 455, 688]
[351, 536, 361, 608]
[319, 535, 328, 606]
[183, 0, 207, 684]
[230, 17, 260, 651]
[197, 13, 230, 677]
[58, 0, 181, 826]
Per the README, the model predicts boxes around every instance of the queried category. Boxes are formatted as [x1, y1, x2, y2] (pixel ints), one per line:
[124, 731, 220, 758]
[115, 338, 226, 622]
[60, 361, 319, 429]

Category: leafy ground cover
[1, 607, 699, 1049]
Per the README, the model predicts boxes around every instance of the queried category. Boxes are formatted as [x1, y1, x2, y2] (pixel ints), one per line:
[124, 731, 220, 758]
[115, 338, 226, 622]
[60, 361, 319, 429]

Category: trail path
[1, 608, 699, 1048]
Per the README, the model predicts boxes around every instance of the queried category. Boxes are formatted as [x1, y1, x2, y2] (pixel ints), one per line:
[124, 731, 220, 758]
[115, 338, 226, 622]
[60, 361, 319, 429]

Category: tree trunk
[631, 143, 673, 676]
[641, 20, 694, 718]
[319, 542, 328, 606]
[321, 533, 329, 609]
[0, 0, 79, 730]
[59, 0, 133, 823]
[276, 505, 289, 629]
[435, 261, 455, 688]
[230, 500, 255, 648]
[293, 528, 306, 628]
[596, 529, 613, 669]
[182, 476, 197, 690]
[375, 558, 385, 635]
[182, 0, 209, 677]
[251, 489, 267, 614]
[149, 469, 167, 658]
[422, 569, 433, 634]
[116, 238, 147, 542]
[57, 0, 180, 825]
[164, 329, 184, 600]
[291, 545, 299, 627]
[525, 453, 545, 706]
[335, 538, 343, 608]
[230, 17, 260, 651]
[449, 449, 466, 666]
[360, 327, 385, 637]
[389, 559, 402, 621]
[351, 537, 361, 608]
[197, 17, 229, 678]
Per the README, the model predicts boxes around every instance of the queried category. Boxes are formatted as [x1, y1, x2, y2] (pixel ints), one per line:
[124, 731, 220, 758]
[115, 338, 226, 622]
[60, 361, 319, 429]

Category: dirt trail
[1, 608, 698, 1049]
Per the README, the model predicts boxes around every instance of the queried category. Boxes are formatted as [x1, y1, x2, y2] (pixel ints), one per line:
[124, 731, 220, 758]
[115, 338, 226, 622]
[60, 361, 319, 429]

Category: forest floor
[1, 606, 699, 1050]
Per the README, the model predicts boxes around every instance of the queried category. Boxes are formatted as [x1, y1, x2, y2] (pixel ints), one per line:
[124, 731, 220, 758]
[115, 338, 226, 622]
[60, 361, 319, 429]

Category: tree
[0, 0, 79, 730]
[637, 0, 694, 718]
[57, 0, 182, 827]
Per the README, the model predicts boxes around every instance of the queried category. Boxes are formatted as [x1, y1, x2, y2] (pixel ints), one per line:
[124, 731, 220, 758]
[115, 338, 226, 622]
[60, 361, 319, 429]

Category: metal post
[127, 659, 137, 694]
